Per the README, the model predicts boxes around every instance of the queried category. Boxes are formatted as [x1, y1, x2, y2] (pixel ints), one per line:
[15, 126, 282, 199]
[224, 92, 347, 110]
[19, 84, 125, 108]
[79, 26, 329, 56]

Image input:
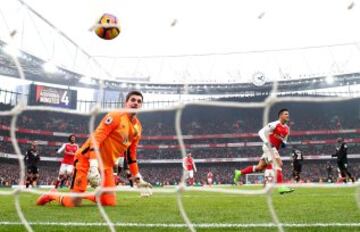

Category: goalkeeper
[37, 90, 151, 207]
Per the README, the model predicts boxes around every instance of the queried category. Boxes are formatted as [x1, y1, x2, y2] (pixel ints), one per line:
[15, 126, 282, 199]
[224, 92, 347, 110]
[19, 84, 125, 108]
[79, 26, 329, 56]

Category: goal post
[245, 173, 265, 185]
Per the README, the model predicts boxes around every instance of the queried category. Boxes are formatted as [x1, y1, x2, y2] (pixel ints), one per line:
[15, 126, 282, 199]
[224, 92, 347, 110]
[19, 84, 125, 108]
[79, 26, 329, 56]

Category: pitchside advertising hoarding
[28, 84, 77, 109]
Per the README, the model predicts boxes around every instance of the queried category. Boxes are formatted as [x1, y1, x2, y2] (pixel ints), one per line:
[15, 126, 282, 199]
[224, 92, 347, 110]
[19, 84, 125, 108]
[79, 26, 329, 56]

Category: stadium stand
[1, 98, 359, 186]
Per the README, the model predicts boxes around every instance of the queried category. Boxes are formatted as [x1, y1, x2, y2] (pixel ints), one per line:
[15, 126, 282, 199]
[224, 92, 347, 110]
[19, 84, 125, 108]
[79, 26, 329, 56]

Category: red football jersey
[57, 143, 78, 165]
[267, 120, 289, 150]
[183, 157, 195, 171]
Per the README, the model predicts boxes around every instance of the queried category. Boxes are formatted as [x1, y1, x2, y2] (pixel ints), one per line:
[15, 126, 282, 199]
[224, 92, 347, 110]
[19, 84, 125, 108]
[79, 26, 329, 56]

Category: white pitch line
[1, 222, 360, 228]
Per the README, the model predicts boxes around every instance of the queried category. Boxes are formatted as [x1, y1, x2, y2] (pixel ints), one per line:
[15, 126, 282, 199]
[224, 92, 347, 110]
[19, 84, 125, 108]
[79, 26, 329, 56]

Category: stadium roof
[1, 0, 360, 84]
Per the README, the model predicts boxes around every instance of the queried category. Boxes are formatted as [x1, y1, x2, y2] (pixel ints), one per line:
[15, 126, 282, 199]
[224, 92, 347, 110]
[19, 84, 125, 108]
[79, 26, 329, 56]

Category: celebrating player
[332, 137, 355, 183]
[182, 152, 197, 186]
[37, 90, 151, 207]
[233, 108, 294, 194]
[24, 142, 40, 188]
[54, 134, 79, 188]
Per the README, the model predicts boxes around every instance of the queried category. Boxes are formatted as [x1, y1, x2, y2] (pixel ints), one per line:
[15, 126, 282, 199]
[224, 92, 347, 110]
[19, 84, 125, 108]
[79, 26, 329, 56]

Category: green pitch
[0, 186, 359, 232]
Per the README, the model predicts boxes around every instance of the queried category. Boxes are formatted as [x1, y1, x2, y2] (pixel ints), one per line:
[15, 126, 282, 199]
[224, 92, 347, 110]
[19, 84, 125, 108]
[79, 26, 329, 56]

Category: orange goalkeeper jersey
[76, 111, 142, 176]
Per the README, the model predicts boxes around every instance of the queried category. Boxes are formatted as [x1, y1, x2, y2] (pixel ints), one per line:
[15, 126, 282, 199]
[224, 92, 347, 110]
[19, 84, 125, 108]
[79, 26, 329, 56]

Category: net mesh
[0, 1, 360, 232]
[1, 57, 359, 232]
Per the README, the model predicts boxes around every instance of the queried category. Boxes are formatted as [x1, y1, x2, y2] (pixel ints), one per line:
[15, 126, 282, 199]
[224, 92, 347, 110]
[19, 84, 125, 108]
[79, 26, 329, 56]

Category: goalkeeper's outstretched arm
[127, 137, 152, 188]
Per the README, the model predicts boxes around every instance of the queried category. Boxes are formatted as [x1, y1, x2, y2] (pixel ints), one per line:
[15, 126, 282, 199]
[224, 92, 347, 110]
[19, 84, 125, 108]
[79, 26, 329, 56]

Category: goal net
[245, 173, 265, 185]
[0, 1, 360, 232]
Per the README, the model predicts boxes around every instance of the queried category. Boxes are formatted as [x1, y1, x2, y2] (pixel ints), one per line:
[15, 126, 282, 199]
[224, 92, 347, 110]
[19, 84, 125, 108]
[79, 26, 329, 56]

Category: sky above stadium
[1, 0, 360, 83]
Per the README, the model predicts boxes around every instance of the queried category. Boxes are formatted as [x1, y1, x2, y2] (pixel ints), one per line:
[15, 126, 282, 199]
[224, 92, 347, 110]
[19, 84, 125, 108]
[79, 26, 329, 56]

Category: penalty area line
[1, 222, 360, 228]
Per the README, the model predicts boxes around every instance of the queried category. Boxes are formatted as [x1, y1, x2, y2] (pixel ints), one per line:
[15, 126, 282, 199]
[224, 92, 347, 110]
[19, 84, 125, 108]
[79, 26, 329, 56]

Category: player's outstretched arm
[258, 126, 271, 147]
[127, 136, 151, 188]
[56, 144, 66, 155]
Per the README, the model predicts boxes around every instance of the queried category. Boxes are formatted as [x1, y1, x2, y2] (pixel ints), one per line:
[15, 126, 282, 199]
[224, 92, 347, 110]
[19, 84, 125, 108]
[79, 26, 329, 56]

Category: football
[95, 13, 121, 40]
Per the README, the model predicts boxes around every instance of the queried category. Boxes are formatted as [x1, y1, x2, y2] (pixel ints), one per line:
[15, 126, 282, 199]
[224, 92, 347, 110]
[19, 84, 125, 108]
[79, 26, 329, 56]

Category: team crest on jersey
[105, 116, 113, 125]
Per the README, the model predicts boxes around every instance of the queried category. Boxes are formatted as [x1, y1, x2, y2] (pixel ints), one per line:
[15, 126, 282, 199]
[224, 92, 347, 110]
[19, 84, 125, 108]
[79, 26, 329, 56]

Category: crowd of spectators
[0, 160, 57, 186]
[1, 99, 359, 136]
[1, 99, 360, 186]
[1, 160, 359, 186]
[2, 139, 360, 161]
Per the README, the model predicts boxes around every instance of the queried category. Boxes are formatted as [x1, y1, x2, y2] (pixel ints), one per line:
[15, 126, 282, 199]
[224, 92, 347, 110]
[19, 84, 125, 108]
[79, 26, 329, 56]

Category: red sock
[240, 166, 256, 175]
[276, 169, 283, 183]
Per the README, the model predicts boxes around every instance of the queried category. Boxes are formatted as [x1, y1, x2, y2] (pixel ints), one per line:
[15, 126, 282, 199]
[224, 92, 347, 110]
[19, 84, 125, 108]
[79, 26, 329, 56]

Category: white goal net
[0, 1, 360, 232]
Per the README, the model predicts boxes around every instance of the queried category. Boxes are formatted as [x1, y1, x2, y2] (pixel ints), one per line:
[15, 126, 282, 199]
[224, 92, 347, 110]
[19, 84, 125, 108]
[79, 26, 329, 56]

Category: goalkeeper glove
[281, 141, 287, 148]
[133, 174, 152, 197]
[87, 159, 101, 188]
[134, 174, 152, 188]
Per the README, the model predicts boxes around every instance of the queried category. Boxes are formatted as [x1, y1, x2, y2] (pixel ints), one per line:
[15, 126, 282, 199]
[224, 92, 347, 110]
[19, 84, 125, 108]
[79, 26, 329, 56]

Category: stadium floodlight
[43, 61, 58, 73]
[325, 75, 334, 84]
[3, 45, 20, 57]
[79, 76, 95, 85]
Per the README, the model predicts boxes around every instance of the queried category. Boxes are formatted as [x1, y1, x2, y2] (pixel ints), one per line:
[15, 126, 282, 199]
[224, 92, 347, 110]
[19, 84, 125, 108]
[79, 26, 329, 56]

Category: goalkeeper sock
[100, 193, 116, 206]
[47, 190, 77, 207]
[59, 195, 96, 207]
[59, 196, 76, 207]
[240, 166, 256, 175]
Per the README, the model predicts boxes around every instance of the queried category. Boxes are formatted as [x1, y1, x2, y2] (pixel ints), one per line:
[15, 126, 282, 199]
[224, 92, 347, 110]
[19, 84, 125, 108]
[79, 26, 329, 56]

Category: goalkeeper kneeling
[36, 91, 152, 207]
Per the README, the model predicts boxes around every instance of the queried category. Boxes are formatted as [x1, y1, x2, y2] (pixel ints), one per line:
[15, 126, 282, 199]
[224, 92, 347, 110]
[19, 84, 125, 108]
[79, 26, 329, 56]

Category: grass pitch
[0, 185, 359, 232]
